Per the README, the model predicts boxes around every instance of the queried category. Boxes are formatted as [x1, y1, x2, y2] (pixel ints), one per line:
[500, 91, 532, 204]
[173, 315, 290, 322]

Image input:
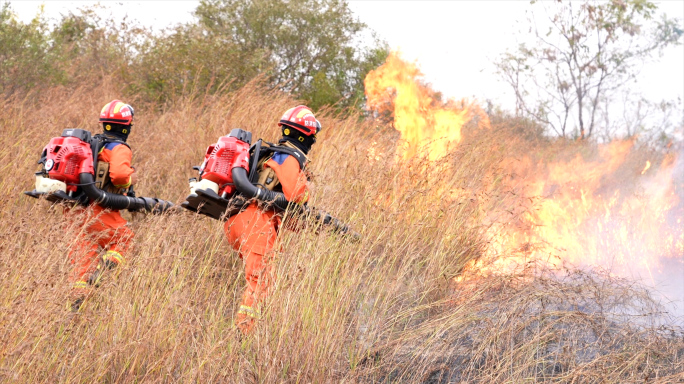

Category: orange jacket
[264, 152, 309, 204]
[225, 151, 309, 255]
[98, 142, 134, 188]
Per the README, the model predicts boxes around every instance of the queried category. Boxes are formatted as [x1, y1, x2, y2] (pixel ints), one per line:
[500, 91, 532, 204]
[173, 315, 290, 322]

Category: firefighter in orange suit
[68, 100, 137, 309]
[225, 105, 320, 333]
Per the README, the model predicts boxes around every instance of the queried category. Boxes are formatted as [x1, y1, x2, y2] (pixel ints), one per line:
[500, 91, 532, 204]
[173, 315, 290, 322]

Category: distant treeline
[0, 0, 388, 111]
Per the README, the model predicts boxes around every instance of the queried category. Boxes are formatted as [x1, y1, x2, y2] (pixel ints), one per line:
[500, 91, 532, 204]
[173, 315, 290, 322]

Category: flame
[362, 53, 683, 296]
[366, 141, 382, 162]
[641, 160, 651, 174]
[487, 142, 683, 285]
[364, 52, 472, 161]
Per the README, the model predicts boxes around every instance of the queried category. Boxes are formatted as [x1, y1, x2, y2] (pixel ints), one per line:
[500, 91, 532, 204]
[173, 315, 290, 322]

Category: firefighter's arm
[266, 156, 310, 204]
[108, 145, 135, 188]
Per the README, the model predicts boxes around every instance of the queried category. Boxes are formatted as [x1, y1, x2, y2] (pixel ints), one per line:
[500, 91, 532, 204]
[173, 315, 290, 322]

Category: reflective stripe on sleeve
[103, 250, 125, 265]
[113, 176, 132, 189]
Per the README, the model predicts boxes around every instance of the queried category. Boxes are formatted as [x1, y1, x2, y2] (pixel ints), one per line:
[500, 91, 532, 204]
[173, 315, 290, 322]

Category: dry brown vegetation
[1, 80, 683, 383]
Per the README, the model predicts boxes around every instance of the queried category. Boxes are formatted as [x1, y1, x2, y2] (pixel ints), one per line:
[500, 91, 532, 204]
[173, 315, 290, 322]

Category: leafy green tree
[0, 3, 146, 96]
[1, 0, 388, 110]
[496, 0, 682, 140]
[130, 23, 262, 103]
[51, 7, 143, 85]
[194, 0, 388, 110]
[0, 3, 57, 96]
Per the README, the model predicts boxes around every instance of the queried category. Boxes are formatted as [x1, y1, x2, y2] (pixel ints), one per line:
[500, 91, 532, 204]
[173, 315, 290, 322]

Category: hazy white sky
[7, 1, 684, 112]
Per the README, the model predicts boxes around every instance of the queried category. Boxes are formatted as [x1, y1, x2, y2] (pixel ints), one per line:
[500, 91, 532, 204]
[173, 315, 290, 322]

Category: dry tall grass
[0, 81, 682, 383]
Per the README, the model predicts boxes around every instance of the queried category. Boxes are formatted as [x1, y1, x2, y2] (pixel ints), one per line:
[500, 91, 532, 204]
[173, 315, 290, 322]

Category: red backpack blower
[181, 128, 359, 239]
[24, 128, 174, 213]
[181, 128, 286, 219]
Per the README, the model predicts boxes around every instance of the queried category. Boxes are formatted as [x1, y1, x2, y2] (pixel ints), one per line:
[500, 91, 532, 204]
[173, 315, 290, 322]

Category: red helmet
[278, 105, 320, 136]
[99, 100, 134, 125]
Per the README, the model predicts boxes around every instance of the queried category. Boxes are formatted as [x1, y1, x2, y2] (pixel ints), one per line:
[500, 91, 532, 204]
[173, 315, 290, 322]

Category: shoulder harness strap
[249, 140, 308, 193]
[264, 141, 307, 170]
[93, 134, 131, 153]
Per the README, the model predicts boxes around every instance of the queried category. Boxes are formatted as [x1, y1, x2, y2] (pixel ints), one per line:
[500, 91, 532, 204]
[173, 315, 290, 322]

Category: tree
[51, 7, 146, 86]
[496, 0, 682, 140]
[1, 0, 388, 110]
[130, 23, 257, 103]
[0, 3, 56, 96]
[1, 3, 149, 96]
[194, 0, 388, 110]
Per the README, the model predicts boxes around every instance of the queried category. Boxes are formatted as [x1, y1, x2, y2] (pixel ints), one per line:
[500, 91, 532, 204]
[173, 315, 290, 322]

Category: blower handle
[127, 184, 136, 198]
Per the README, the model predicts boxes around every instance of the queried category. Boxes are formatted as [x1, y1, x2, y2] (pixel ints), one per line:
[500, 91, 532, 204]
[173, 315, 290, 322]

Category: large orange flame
[364, 52, 471, 161]
[363, 53, 684, 302]
[493, 142, 683, 279]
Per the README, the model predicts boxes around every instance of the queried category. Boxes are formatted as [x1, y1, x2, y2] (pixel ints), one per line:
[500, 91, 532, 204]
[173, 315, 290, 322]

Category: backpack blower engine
[181, 129, 360, 240]
[24, 128, 174, 214]
[181, 128, 266, 220]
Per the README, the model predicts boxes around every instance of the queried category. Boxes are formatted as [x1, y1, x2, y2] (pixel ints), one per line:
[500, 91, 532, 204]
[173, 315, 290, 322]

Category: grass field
[1, 80, 683, 383]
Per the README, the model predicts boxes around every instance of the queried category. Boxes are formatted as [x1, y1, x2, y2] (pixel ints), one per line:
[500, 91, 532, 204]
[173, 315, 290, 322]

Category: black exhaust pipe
[79, 173, 174, 214]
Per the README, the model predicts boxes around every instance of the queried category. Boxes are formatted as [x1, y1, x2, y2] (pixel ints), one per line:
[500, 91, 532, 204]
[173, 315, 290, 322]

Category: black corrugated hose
[79, 173, 174, 214]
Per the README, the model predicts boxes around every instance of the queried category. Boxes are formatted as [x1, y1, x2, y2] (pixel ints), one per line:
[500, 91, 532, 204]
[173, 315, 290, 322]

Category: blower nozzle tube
[79, 173, 174, 214]
[303, 206, 353, 235]
[231, 167, 291, 211]
[232, 167, 359, 240]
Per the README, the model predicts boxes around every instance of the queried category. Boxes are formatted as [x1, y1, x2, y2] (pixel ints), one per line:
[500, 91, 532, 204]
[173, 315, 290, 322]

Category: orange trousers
[67, 204, 134, 292]
[224, 203, 280, 332]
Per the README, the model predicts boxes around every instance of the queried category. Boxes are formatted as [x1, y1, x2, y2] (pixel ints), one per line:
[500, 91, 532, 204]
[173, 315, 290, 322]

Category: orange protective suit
[68, 142, 135, 294]
[224, 152, 309, 332]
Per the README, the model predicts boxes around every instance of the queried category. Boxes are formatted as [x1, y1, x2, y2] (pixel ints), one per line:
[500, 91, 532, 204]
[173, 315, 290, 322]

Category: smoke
[484, 141, 684, 319]
[654, 148, 684, 317]
[583, 147, 684, 318]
